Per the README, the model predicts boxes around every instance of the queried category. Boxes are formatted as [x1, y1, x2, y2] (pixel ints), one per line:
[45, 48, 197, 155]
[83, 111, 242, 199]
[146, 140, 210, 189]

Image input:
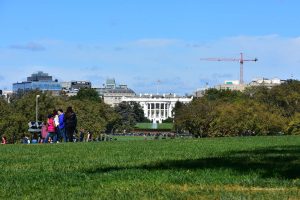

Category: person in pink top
[40, 122, 48, 143]
[44, 114, 56, 143]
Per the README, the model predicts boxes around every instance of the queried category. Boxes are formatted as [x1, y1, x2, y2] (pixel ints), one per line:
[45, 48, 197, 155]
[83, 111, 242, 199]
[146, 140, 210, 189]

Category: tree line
[174, 80, 300, 137]
[1, 80, 300, 142]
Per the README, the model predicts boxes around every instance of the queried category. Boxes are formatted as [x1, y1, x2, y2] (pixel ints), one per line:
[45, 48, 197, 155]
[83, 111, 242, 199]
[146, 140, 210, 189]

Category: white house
[122, 94, 193, 123]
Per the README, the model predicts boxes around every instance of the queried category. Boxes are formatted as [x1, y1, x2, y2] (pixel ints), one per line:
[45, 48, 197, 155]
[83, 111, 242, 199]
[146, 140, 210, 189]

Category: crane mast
[200, 53, 258, 84]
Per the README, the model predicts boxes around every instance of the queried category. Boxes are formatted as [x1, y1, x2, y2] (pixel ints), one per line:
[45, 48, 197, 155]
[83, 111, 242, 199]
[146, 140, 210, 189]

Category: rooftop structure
[210, 77, 286, 93]
[248, 78, 286, 88]
[27, 71, 53, 82]
[61, 81, 92, 96]
[105, 78, 117, 89]
[214, 80, 246, 91]
[94, 79, 136, 107]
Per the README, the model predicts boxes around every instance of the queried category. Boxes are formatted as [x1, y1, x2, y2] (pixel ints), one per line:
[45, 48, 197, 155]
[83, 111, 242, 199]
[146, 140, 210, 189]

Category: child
[1, 135, 7, 144]
[48, 136, 53, 143]
[40, 121, 48, 143]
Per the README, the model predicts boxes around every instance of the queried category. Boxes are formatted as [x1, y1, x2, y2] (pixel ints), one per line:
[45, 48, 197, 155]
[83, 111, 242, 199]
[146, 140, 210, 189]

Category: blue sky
[0, 0, 299, 94]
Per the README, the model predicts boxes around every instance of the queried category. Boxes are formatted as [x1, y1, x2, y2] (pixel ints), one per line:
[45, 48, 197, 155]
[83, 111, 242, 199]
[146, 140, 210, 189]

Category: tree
[203, 88, 245, 102]
[286, 112, 300, 135]
[114, 102, 137, 132]
[131, 102, 148, 122]
[72, 88, 101, 102]
[211, 100, 286, 136]
[113, 101, 147, 132]
[66, 99, 118, 138]
[174, 99, 216, 137]
[245, 80, 300, 117]
[174, 95, 287, 137]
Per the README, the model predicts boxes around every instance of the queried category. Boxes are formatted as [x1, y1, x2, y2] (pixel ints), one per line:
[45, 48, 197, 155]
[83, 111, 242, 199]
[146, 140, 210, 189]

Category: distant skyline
[0, 0, 299, 94]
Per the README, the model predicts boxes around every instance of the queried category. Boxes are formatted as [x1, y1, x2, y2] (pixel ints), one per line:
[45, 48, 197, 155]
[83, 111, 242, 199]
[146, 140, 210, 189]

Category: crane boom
[201, 53, 257, 84]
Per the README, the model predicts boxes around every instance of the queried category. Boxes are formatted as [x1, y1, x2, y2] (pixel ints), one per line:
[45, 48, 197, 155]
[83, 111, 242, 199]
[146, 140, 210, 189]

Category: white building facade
[122, 94, 193, 123]
[248, 78, 286, 88]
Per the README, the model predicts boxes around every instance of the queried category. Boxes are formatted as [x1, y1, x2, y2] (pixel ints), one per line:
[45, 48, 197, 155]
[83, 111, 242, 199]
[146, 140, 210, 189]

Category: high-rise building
[13, 71, 61, 94]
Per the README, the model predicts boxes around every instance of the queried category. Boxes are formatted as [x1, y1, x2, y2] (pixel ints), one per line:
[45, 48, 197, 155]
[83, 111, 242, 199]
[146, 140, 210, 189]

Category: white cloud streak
[9, 42, 46, 51]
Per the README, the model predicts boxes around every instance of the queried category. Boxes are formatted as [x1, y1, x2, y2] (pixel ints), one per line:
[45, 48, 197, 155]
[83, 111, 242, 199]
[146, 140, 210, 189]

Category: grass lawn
[135, 122, 173, 130]
[112, 135, 153, 141]
[0, 136, 299, 199]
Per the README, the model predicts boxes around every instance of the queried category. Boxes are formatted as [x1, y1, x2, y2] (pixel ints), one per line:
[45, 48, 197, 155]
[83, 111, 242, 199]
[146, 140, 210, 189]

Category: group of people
[41, 106, 77, 143]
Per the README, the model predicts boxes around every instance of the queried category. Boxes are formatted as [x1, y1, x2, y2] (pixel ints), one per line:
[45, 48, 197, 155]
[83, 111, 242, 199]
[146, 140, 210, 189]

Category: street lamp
[36, 95, 40, 123]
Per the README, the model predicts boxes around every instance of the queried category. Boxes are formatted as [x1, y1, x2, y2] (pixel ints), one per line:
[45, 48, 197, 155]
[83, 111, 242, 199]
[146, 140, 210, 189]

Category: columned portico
[122, 94, 193, 123]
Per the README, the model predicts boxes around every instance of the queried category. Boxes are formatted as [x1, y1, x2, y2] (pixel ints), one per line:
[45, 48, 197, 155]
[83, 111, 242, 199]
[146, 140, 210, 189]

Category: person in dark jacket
[64, 106, 77, 142]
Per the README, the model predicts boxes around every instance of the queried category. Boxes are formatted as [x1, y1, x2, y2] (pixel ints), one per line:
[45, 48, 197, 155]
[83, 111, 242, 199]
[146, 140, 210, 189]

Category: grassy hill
[0, 136, 299, 199]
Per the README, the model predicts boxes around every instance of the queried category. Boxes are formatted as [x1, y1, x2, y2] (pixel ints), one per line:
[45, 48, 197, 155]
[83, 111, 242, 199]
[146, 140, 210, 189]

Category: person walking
[64, 106, 77, 142]
[57, 109, 67, 142]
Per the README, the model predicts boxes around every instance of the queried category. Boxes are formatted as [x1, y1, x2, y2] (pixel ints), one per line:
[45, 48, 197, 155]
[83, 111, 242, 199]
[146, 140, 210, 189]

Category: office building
[13, 71, 61, 94]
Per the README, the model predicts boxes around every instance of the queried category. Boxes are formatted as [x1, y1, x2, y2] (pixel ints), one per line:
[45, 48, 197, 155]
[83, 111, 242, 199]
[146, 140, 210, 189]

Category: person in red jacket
[44, 114, 56, 143]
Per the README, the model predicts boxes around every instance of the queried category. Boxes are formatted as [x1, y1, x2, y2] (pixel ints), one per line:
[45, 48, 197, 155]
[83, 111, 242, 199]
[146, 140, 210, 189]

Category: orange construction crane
[200, 53, 258, 84]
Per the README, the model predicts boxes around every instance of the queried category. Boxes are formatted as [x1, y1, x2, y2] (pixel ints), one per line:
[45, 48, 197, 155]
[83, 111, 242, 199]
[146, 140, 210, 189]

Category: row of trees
[1, 80, 300, 141]
[0, 88, 146, 142]
[174, 80, 300, 137]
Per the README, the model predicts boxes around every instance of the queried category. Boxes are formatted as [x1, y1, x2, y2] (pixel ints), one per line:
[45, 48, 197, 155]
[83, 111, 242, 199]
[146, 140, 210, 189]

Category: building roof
[27, 71, 53, 82]
[133, 93, 186, 98]
[95, 78, 135, 95]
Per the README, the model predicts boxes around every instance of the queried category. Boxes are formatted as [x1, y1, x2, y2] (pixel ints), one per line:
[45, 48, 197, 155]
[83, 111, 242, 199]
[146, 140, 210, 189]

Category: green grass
[135, 122, 173, 130]
[0, 136, 300, 199]
[112, 135, 152, 141]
